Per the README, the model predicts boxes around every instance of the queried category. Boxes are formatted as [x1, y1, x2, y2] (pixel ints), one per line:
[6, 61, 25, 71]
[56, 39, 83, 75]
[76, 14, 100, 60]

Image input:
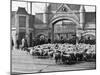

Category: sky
[12, 1, 96, 15]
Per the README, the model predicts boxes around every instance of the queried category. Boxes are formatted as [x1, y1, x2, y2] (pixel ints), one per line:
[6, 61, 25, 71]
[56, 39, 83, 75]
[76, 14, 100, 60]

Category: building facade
[11, 3, 96, 46]
[11, 7, 34, 47]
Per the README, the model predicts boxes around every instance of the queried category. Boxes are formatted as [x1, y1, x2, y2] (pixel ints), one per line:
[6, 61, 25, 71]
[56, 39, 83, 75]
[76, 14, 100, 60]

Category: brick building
[11, 3, 96, 46]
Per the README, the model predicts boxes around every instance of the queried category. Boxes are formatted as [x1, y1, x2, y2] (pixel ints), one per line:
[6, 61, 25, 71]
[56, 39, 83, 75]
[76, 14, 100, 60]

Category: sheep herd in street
[25, 43, 96, 64]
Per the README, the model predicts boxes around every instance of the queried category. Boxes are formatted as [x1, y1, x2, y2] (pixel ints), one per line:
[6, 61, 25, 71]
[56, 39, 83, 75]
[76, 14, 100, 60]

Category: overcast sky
[12, 1, 96, 15]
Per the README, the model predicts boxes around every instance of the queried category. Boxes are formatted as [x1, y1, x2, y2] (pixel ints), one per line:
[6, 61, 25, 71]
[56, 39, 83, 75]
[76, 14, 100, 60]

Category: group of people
[11, 37, 28, 50]
[11, 35, 96, 50]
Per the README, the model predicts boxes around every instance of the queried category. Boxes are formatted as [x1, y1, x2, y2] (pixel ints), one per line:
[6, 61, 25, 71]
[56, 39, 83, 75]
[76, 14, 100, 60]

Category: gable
[50, 3, 80, 13]
[50, 4, 79, 22]
[56, 4, 72, 13]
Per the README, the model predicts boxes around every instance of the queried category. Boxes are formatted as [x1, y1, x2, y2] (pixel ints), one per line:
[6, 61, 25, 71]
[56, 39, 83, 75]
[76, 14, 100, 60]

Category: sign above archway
[54, 19, 76, 33]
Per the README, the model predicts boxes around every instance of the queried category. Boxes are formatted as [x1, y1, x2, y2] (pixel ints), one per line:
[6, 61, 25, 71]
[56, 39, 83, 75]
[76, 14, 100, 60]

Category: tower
[43, 3, 51, 39]
[15, 7, 29, 45]
[43, 3, 50, 24]
[80, 5, 85, 29]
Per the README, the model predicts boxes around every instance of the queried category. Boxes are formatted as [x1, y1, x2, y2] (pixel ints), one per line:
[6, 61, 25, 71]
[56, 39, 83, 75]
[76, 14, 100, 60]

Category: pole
[30, 2, 32, 14]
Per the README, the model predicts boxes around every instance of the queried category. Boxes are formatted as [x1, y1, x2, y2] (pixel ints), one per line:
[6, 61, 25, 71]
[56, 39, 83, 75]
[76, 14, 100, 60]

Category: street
[11, 49, 96, 74]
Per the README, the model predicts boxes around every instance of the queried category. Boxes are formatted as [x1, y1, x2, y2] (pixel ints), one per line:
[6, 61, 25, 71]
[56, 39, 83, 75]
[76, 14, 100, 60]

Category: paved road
[11, 49, 96, 74]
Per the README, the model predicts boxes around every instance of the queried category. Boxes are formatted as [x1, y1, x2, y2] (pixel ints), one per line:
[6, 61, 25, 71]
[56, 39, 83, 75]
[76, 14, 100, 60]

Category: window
[19, 16, 26, 27]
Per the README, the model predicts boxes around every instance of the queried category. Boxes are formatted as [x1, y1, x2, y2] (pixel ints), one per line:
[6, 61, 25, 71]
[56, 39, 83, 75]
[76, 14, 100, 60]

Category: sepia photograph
[11, 0, 96, 74]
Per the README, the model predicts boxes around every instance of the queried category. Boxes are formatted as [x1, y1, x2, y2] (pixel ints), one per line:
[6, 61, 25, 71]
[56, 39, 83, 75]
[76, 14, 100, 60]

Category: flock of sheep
[25, 43, 96, 64]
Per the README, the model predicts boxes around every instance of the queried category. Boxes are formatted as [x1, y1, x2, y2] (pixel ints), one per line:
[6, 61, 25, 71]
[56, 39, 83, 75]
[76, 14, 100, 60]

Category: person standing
[24, 38, 28, 48]
[48, 38, 51, 43]
[16, 39, 20, 49]
[21, 37, 25, 50]
[61, 36, 64, 44]
[11, 39, 14, 50]
[21, 37, 28, 50]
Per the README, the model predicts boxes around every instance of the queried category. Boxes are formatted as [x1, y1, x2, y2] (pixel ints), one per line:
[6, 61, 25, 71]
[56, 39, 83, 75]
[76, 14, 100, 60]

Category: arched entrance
[36, 34, 46, 39]
[82, 34, 96, 40]
[50, 17, 79, 43]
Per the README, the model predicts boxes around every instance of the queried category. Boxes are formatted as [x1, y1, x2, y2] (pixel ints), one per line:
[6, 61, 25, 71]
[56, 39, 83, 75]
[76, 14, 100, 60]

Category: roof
[49, 3, 80, 12]
[16, 7, 28, 15]
[11, 11, 35, 28]
[67, 4, 80, 11]
[50, 3, 61, 11]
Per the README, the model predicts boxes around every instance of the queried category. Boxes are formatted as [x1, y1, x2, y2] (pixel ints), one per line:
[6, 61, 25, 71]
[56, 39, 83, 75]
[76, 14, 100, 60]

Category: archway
[50, 18, 78, 43]
[82, 31, 95, 37]
[82, 34, 96, 40]
[36, 33, 47, 40]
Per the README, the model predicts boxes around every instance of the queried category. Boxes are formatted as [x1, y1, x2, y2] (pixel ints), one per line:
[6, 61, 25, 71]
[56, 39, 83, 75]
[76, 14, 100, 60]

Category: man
[16, 39, 20, 49]
[24, 38, 28, 48]
[11, 39, 14, 50]
[61, 36, 64, 44]
[21, 37, 25, 50]
[48, 38, 51, 43]
[22, 37, 28, 50]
